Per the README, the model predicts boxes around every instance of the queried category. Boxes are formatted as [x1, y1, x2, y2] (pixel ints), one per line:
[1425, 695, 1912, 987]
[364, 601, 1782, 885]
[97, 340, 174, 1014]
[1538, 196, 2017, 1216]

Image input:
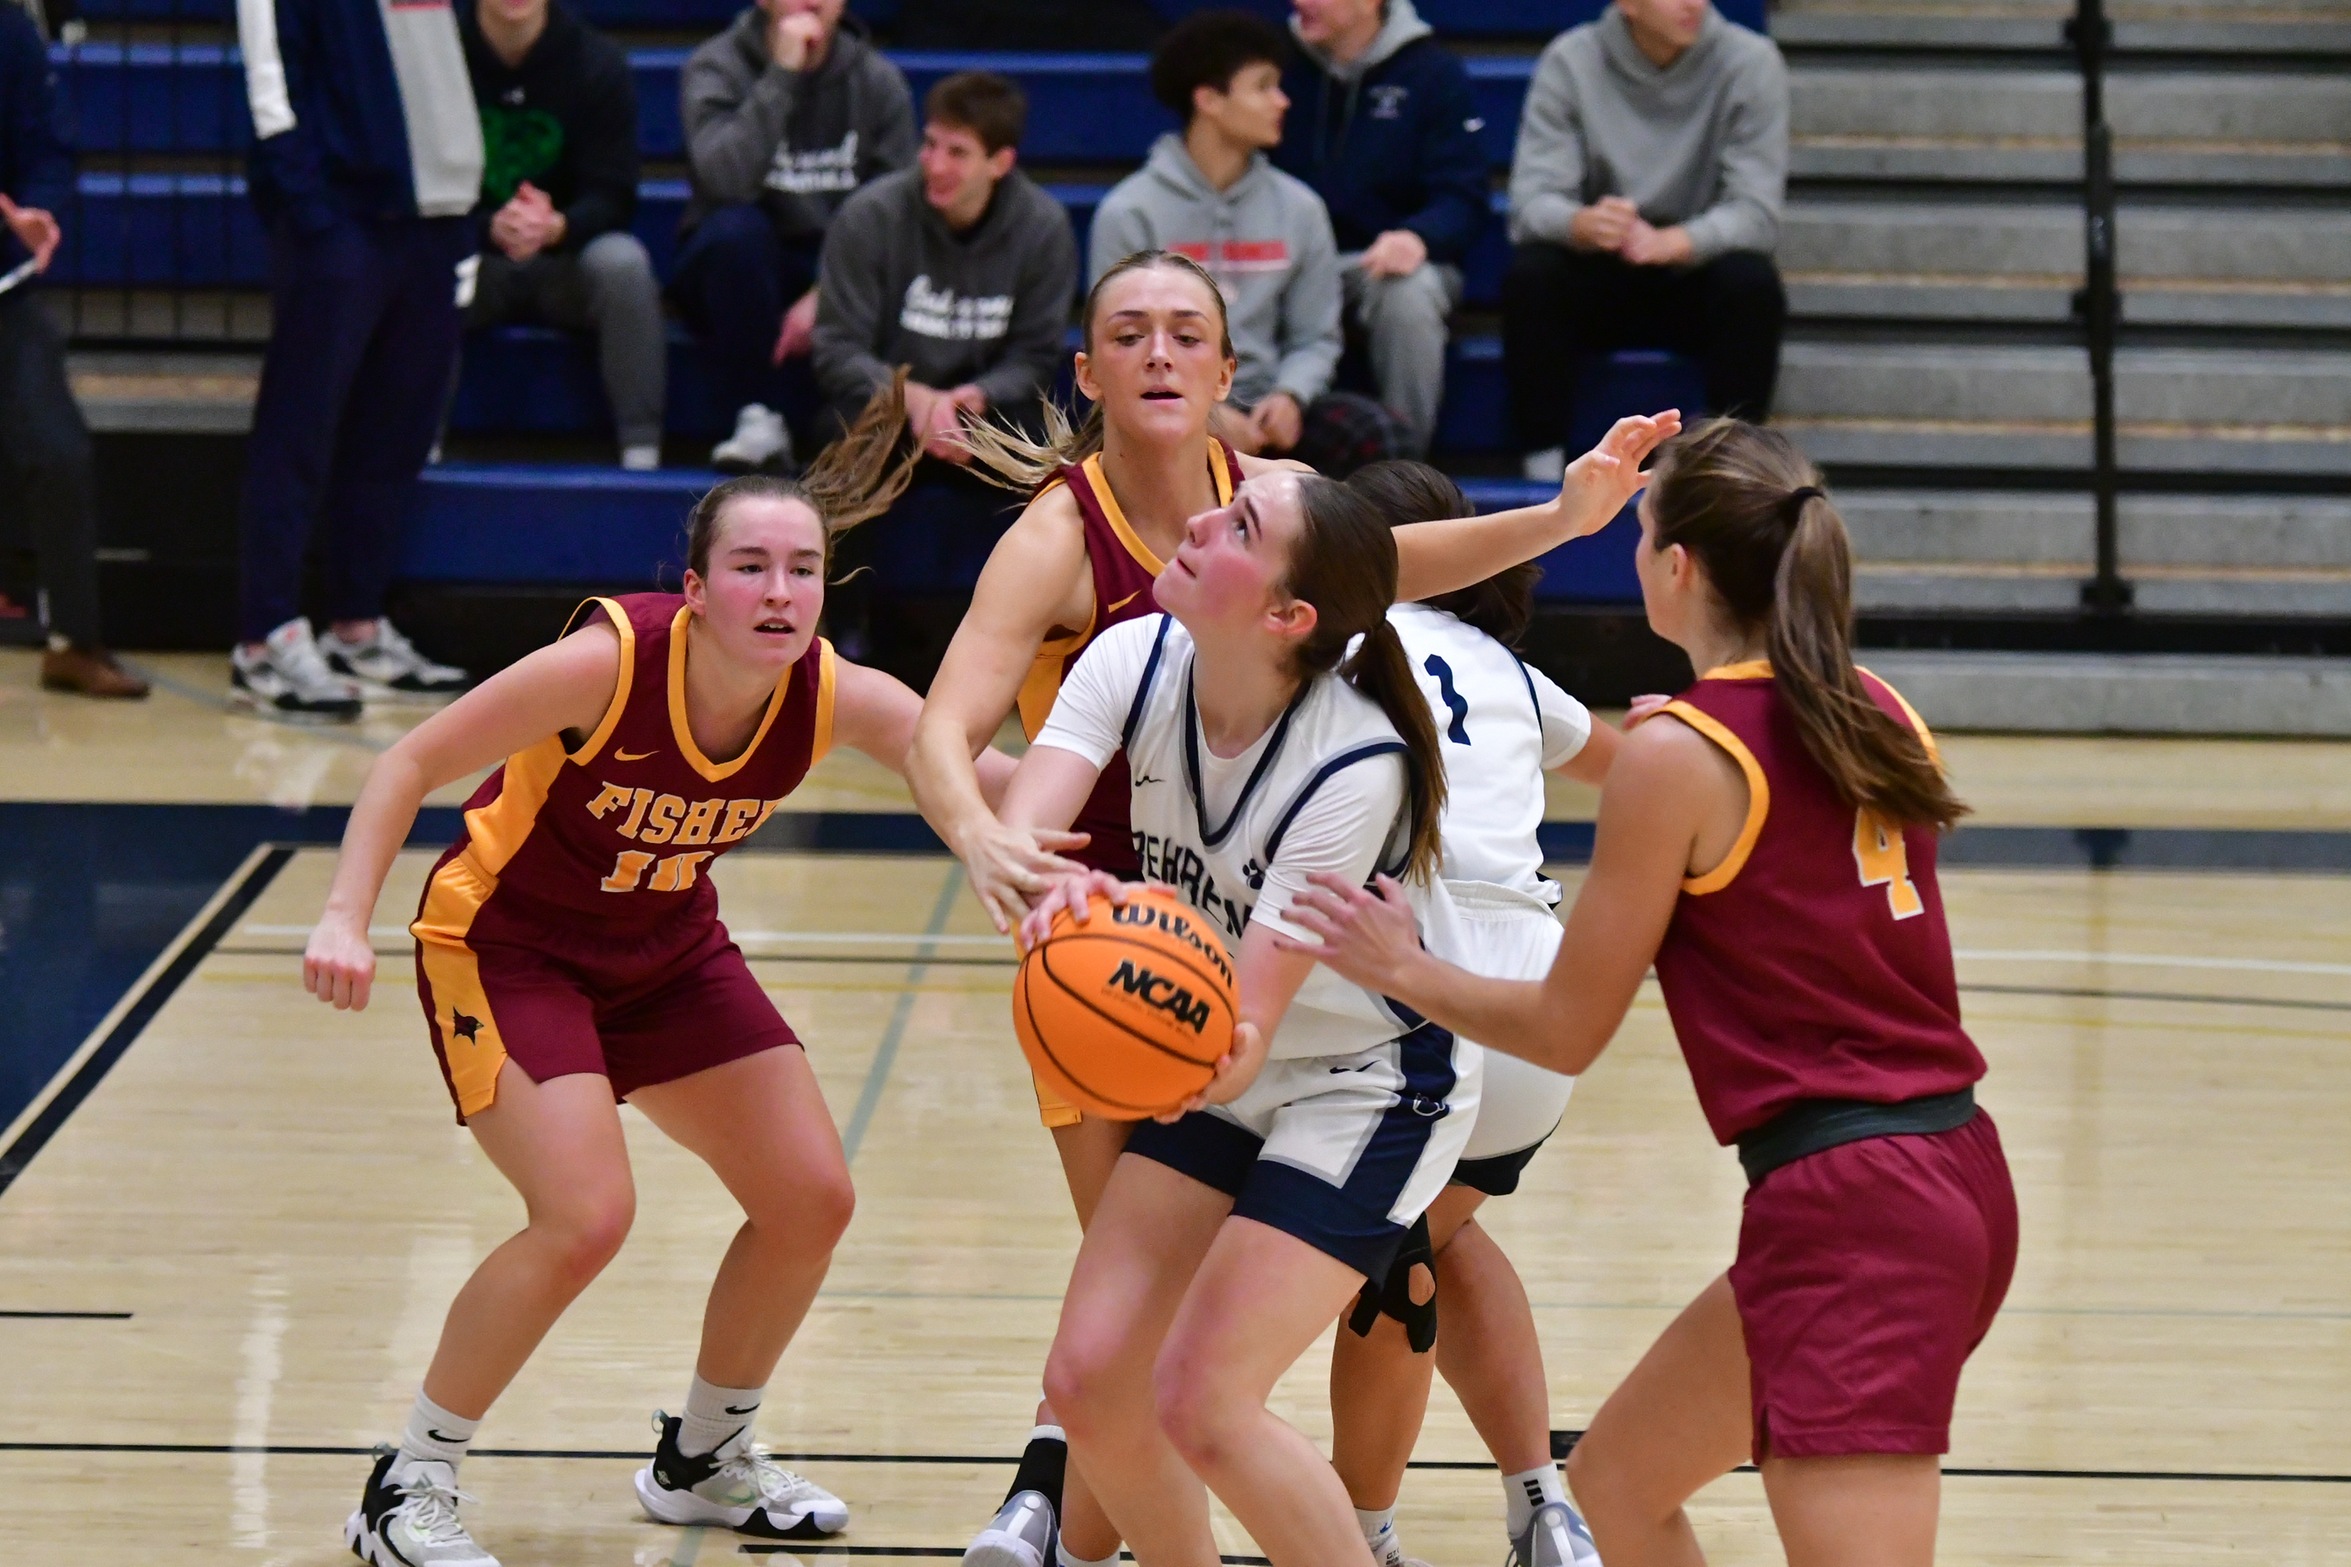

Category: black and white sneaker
[634, 1410, 849, 1540]
[232, 618, 364, 720]
[321, 620, 468, 697]
[1507, 1498, 1603, 1567]
[344, 1446, 499, 1567]
[962, 1488, 1057, 1567]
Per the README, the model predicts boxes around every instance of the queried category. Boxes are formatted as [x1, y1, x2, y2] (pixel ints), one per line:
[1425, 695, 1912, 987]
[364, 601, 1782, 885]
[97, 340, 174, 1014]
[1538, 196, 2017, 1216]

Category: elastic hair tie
[1783, 485, 1824, 520]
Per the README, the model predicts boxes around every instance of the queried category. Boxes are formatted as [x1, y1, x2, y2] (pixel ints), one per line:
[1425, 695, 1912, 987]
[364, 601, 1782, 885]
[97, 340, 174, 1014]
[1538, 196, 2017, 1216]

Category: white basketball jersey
[1388, 602, 1593, 904]
[1034, 615, 1469, 1062]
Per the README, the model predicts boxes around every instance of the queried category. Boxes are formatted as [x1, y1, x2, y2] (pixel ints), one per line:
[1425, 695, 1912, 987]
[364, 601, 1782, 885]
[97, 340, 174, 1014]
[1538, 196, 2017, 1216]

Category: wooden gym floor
[2, 649, 2348, 1565]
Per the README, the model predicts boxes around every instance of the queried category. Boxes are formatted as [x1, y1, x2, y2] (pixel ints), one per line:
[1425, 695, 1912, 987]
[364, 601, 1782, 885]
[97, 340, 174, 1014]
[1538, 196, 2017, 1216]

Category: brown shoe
[40, 644, 151, 699]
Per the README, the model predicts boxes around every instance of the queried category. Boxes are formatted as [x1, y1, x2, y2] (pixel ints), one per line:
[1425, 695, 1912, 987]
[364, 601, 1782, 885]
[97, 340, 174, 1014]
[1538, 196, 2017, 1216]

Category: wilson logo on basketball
[1104, 959, 1214, 1034]
[1108, 899, 1237, 988]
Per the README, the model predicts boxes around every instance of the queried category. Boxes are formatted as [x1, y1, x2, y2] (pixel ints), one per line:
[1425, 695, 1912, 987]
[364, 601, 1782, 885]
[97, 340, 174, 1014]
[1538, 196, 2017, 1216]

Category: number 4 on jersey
[1853, 810, 1924, 920]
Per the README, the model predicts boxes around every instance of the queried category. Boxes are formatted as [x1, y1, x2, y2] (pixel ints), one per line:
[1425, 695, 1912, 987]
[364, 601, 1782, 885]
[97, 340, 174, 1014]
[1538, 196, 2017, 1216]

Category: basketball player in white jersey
[1328, 462, 1619, 1567]
[997, 470, 1492, 1567]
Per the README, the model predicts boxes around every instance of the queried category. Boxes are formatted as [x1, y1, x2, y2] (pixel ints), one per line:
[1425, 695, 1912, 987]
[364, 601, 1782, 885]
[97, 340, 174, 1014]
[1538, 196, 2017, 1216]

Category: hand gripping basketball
[1013, 883, 1239, 1121]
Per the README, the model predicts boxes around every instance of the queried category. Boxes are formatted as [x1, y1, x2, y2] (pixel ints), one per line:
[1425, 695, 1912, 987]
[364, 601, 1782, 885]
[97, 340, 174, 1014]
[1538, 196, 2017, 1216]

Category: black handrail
[2068, 0, 2132, 617]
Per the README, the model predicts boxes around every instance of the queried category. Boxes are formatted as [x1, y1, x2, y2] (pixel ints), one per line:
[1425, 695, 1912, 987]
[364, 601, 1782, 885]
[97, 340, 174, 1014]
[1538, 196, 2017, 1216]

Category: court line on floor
[1963, 982, 2351, 1014]
[839, 866, 968, 1166]
[0, 1310, 132, 1319]
[0, 842, 294, 1199]
[0, 1442, 2342, 1486]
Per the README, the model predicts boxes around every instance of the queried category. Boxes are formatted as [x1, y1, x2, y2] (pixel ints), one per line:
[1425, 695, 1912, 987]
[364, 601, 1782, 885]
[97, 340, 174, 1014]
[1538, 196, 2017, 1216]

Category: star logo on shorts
[450, 1010, 483, 1044]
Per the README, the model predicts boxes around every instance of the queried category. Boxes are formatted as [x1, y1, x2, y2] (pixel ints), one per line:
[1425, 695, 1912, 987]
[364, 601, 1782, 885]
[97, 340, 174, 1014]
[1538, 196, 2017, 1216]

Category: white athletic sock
[1056, 1540, 1117, 1567]
[677, 1374, 763, 1458]
[397, 1390, 479, 1470]
[1357, 1504, 1404, 1567]
[1504, 1463, 1567, 1539]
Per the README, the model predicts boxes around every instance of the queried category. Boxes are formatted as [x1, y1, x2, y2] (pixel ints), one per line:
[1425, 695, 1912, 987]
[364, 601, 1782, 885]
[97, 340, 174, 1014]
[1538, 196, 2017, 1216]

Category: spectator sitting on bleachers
[459, 0, 664, 470]
[1275, 0, 1487, 458]
[0, 0, 142, 697]
[1093, 9, 1404, 477]
[812, 71, 1076, 458]
[1504, 0, 1787, 481]
[674, 0, 916, 474]
[232, 0, 481, 716]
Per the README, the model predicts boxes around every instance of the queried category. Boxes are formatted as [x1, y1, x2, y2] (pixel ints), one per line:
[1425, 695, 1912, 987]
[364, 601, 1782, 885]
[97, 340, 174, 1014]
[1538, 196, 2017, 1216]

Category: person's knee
[1151, 1336, 1246, 1472]
[1706, 251, 1787, 317]
[1566, 1429, 1666, 1527]
[1042, 1327, 1125, 1434]
[538, 1180, 636, 1285]
[1358, 265, 1452, 332]
[580, 232, 657, 298]
[757, 1155, 854, 1253]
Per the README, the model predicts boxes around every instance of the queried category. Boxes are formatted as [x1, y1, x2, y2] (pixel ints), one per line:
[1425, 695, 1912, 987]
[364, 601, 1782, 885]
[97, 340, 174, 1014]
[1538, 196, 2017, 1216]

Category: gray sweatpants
[1340, 256, 1462, 459]
[466, 231, 666, 449]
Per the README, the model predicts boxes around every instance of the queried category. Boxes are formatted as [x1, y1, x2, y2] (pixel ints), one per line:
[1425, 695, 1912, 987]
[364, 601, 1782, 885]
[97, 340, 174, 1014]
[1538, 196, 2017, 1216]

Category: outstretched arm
[304, 625, 622, 1011]
[830, 654, 1017, 808]
[1393, 412, 1681, 601]
[910, 488, 1096, 930]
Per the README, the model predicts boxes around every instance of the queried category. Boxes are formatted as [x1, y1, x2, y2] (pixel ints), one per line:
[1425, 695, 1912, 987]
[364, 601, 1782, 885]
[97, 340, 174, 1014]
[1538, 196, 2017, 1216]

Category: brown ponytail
[685, 370, 919, 578]
[963, 249, 1236, 495]
[1648, 419, 1967, 831]
[1284, 475, 1447, 881]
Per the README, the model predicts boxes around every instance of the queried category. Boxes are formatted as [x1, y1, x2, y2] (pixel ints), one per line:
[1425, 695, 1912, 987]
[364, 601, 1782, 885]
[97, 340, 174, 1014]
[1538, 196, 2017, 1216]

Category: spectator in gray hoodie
[1091, 9, 1403, 476]
[1504, 0, 1788, 480]
[672, 0, 916, 473]
[813, 71, 1076, 454]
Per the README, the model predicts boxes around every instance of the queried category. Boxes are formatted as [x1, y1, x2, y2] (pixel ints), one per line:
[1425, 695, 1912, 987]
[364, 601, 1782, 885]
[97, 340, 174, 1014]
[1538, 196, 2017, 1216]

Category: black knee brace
[1347, 1213, 1438, 1353]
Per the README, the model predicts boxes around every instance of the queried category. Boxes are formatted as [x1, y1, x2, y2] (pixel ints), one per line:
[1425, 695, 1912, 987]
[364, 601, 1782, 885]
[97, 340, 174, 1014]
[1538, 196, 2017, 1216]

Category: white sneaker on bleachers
[712, 404, 794, 473]
[1522, 446, 1568, 484]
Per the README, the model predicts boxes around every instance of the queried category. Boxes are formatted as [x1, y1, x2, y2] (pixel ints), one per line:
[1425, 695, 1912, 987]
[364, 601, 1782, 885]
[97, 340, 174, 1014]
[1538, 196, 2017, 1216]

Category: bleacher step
[1840, 490, 2351, 568]
[1775, 5, 2351, 56]
[1855, 562, 2351, 615]
[1858, 648, 2351, 734]
[68, 350, 257, 434]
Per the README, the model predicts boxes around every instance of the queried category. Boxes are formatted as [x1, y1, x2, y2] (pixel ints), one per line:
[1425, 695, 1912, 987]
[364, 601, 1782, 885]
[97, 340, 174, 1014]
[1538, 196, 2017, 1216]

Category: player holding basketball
[1329, 461, 1617, 1567]
[990, 466, 1638, 1567]
[1285, 421, 2018, 1567]
[301, 387, 1018, 1567]
[913, 246, 1677, 1567]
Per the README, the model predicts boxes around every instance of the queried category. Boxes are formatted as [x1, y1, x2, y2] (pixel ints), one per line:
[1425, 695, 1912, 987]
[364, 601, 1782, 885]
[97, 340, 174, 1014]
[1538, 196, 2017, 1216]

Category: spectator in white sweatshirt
[1504, 0, 1788, 479]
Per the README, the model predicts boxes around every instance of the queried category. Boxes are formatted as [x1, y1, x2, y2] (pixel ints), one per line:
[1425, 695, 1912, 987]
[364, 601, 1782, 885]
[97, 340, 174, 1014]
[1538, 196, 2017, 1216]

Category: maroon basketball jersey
[1650, 662, 1984, 1144]
[413, 593, 833, 945]
[1016, 441, 1243, 875]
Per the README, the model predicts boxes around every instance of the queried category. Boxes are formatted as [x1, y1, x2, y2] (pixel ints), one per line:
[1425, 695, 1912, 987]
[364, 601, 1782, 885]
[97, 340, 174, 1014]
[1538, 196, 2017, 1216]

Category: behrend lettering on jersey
[767, 130, 861, 195]
[1131, 830, 1250, 945]
[900, 275, 1015, 342]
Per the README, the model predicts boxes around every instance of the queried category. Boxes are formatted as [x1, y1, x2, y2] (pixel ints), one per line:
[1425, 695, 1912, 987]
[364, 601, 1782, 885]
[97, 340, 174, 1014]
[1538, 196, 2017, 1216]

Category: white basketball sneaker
[711, 403, 795, 474]
[232, 618, 365, 720]
[1508, 1498, 1603, 1567]
[345, 1447, 499, 1567]
[320, 619, 468, 696]
[634, 1410, 849, 1540]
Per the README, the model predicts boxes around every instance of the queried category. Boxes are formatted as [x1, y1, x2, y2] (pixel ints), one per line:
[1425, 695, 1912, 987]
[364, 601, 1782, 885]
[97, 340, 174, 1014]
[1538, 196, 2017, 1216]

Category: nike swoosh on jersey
[614, 748, 658, 762]
[1106, 590, 1143, 613]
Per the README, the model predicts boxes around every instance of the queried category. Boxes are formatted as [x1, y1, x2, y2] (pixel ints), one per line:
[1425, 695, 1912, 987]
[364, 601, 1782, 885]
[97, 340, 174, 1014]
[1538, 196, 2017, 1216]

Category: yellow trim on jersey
[1208, 437, 1238, 505]
[1082, 453, 1170, 577]
[668, 604, 792, 782]
[1857, 665, 1944, 769]
[1701, 659, 1773, 681]
[457, 735, 569, 879]
[412, 855, 510, 1119]
[810, 638, 838, 766]
[563, 596, 636, 764]
[1661, 700, 1771, 896]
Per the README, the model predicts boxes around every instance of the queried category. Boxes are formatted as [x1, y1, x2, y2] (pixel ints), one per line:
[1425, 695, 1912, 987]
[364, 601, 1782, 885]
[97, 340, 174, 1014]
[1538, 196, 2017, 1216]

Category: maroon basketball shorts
[414, 914, 800, 1124]
[1728, 1111, 2018, 1460]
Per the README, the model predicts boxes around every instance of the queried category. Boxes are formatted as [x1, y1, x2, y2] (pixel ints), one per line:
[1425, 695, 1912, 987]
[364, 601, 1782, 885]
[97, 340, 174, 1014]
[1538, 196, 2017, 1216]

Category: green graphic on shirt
[480, 104, 565, 206]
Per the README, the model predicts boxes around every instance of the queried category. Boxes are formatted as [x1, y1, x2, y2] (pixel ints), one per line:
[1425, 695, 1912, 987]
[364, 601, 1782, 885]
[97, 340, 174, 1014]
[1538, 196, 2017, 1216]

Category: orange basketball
[1014, 885, 1238, 1120]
